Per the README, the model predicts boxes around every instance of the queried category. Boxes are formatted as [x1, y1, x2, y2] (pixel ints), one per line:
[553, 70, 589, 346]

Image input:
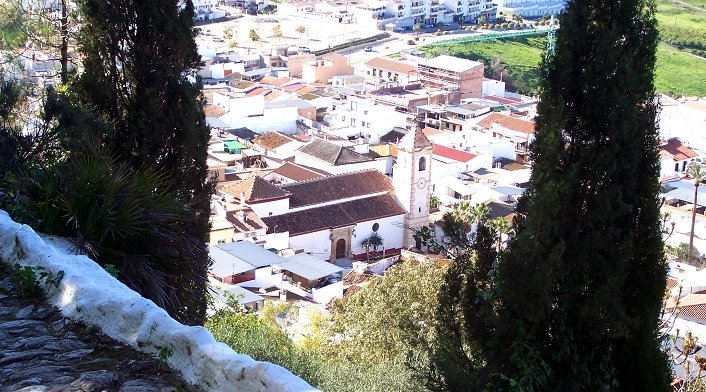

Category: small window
[419, 156, 427, 171]
[372, 223, 380, 232]
[269, 212, 273, 216]
[419, 207, 422, 212]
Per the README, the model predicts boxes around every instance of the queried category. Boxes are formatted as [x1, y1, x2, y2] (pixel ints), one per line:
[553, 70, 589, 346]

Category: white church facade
[214, 128, 434, 262]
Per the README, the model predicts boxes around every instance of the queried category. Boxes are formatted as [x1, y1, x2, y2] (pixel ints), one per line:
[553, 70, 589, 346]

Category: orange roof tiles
[432, 144, 477, 162]
[477, 113, 535, 134]
[365, 57, 416, 74]
[253, 132, 296, 150]
[661, 138, 698, 161]
[204, 104, 226, 117]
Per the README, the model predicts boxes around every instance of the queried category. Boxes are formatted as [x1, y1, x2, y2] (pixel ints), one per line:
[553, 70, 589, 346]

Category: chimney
[240, 191, 246, 207]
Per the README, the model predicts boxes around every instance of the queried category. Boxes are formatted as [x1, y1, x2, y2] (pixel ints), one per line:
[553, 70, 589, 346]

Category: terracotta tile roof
[226, 209, 268, 233]
[204, 104, 226, 117]
[365, 57, 416, 74]
[272, 162, 325, 182]
[423, 127, 440, 137]
[260, 76, 280, 85]
[297, 138, 373, 165]
[220, 175, 289, 203]
[296, 86, 317, 95]
[667, 276, 678, 291]
[262, 194, 405, 236]
[477, 113, 535, 134]
[260, 77, 292, 87]
[282, 83, 307, 92]
[253, 132, 296, 150]
[245, 87, 267, 97]
[661, 138, 698, 161]
[342, 270, 375, 285]
[432, 144, 476, 162]
[282, 169, 394, 208]
[667, 294, 706, 322]
[263, 90, 283, 102]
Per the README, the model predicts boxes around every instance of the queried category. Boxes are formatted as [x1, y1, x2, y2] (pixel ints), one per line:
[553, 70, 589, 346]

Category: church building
[215, 128, 434, 262]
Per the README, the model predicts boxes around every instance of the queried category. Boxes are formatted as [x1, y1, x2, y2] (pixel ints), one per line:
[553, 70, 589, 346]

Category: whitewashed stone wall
[0, 210, 316, 392]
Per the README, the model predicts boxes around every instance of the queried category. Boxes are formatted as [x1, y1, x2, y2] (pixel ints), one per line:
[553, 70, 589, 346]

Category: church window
[419, 157, 426, 171]
[372, 223, 380, 232]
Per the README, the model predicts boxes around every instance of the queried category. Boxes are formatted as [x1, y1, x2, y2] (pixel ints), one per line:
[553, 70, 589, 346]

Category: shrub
[16, 152, 207, 323]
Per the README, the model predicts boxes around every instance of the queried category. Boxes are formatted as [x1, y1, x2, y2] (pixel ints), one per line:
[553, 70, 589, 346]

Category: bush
[407, 39, 416, 45]
[206, 311, 422, 392]
[435, 31, 442, 36]
[15, 152, 208, 324]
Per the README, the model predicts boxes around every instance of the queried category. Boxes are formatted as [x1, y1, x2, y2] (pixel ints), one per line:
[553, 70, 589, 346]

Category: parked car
[364, 45, 373, 52]
[213, 37, 224, 42]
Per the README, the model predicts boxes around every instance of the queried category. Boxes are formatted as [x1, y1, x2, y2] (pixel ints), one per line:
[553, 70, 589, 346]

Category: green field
[656, 0, 706, 30]
[655, 44, 706, 96]
[419, 0, 706, 97]
[422, 33, 706, 97]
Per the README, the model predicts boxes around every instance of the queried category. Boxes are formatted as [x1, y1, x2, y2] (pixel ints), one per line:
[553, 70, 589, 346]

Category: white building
[494, 0, 564, 17]
[326, 94, 409, 144]
[354, 0, 496, 30]
[659, 138, 700, 180]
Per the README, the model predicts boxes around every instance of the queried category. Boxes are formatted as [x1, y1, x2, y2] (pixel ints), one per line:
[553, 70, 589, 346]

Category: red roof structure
[477, 113, 535, 134]
[432, 144, 477, 162]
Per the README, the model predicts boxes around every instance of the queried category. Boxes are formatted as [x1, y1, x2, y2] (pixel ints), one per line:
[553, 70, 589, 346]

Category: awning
[277, 254, 343, 281]
[665, 188, 706, 208]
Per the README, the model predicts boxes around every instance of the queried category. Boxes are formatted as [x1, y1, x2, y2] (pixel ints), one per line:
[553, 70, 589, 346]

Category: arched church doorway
[335, 239, 346, 259]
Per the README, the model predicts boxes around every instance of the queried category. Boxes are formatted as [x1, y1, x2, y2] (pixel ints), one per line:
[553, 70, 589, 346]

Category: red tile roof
[661, 138, 698, 161]
[432, 144, 477, 162]
[272, 162, 325, 182]
[220, 175, 289, 203]
[423, 127, 440, 137]
[253, 132, 296, 150]
[282, 170, 394, 208]
[204, 104, 226, 117]
[262, 194, 405, 236]
[365, 57, 416, 74]
[477, 113, 535, 134]
[282, 83, 307, 92]
[245, 87, 267, 97]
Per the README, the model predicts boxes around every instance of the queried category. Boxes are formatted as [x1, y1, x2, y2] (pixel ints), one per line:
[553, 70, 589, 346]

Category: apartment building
[417, 55, 484, 101]
[364, 57, 418, 86]
[494, 0, 565, 17]
[476, 112, 535, 163]
[354, 0, 496, 30]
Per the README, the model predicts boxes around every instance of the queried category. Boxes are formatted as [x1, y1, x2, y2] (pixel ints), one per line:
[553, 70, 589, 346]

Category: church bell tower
[393, 126, 433, 249]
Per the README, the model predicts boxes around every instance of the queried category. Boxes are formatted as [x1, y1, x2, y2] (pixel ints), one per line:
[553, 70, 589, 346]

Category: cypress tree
[76, 0, 211, 325]
[488, 0, 670, 389]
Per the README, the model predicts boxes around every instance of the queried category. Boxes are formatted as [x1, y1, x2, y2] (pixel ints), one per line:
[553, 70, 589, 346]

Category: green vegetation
[207, 261, 443, 392]
[1, 0, 212, 326]
[416, 0, 672, 389]
[422, 36, 706, 96]
[655, 44, 706, 96]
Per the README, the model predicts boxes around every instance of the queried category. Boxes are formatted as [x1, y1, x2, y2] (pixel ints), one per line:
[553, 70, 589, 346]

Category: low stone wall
[0, 211, 316, 392]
